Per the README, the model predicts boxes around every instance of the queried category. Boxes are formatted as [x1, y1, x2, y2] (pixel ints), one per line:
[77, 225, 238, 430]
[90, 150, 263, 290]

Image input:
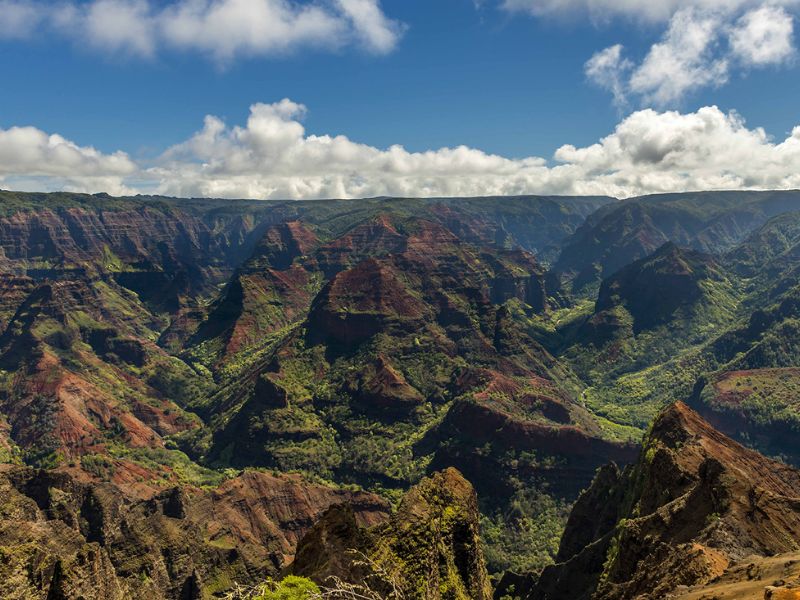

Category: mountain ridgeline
[1, 189, 800, 598]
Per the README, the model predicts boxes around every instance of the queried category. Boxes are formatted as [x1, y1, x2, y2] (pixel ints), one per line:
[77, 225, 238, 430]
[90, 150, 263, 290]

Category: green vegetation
[481, 489, 570, 573]
[551, 245, 747, 436]
[226, 576, 321, 600]
[80, 453, 116, 478]
[6, 189, 800, 595]
[706, 369, 800, 428]
[0, 444, 21, 464]
[106, 443, 229, 488]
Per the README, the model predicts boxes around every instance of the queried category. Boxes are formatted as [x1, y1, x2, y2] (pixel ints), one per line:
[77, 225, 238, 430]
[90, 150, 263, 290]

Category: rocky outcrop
[670, 551, 800, 599]
[0, 273, 35, 331]
[0, 205, 243, 302]
[307, 258, 431, 346]
[207, 216, 574, 487]
[192, 262, 318, 359]
[0, 466, 389, 599]
[191, 220, 323, 358]
[314, 215, 408, 278]
[0, 192, 651, 586]
[346, 354, 425, 416]
[292, 468, 493, 600]
[529, 402, 800, 600]
[247, 220, 320, 271]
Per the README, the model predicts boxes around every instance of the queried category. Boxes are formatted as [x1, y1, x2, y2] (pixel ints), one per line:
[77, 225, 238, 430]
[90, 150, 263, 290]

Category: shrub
[225, 576, 320, 600]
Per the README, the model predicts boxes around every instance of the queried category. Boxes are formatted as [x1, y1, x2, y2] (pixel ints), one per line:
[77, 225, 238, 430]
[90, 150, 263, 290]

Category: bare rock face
[307, 257, 431, 346]
[206, 214, 580, 496]
[346, 354, 425, 415]
[191, 220, 323, 360]
[0, 192, 625, 592]
[529, 402, 800, 600]
[0, 206, 221, 298]
[0, 274, 35, 331]
[668, 551, 800, 599]
[292, 468, 493, 600]
[249, 220, 320, 271]
[0, 466, 389, 599]
[314, 215, 408, 278]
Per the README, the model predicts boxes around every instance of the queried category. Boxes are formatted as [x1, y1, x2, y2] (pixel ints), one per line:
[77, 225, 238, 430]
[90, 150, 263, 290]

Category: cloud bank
[0, 125, 137, 196]
[0, 0, 404, 61]
[4, 100, 800, 200]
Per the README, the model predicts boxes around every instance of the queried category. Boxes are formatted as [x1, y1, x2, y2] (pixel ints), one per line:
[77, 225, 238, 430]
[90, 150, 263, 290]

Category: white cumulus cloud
[150, 99, 552, 199]
[730, 5, 795, 65]
[0, 125, 137, 195]
[0, 0, 404, 61]
[586, 5, 796, 107]
[584, 44, 632, 108]
[6, 101, 800, 200]
[628, 9, 729, 107]
[501, 0, 799, 23]
[552, 105, 800, 195]
[144, 100, 800, 200]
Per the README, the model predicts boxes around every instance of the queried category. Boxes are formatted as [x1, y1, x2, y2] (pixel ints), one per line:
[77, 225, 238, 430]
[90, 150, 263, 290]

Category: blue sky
[1, 0, 800, 199]
[1, 1, 628, 158]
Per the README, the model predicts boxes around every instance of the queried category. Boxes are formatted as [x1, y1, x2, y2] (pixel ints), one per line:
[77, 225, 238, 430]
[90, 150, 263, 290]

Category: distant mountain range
[1, 189, 800, 599]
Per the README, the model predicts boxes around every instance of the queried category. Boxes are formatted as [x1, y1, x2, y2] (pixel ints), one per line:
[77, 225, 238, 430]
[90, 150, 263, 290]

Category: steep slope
[186, 199, 597, 368]
[291, 468, 492, 600]
[15, 189, 800, 586]
[591, 243, 731, 334]
[0, 191, 302, 365]
[189, 220, 323, 364]
[556, 191, 800, 288]
[425, 384, 637, 499]
[0, 465, 389, 599]
[188, 214, 428, 366]
[0, 199, 263, 305]
[529, 200, 800, 444]
[530, 402, 800, 600]
[0, 191, 609, 355]
[573, 243, 737, 365]
[547, 244, 740, 435]
[0, 193, 286, 491]
[204, 216, 575, 480]
[725, 210, 800, 312]
[0, 191, 618, 578]
[0, 275, 215, 488]
[726, 210, 800, 277]
[425, 195, 612, 264]
[567, 239, 800, 444]
[196, 216, 636, 573]
[0, 274, 35, 331]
